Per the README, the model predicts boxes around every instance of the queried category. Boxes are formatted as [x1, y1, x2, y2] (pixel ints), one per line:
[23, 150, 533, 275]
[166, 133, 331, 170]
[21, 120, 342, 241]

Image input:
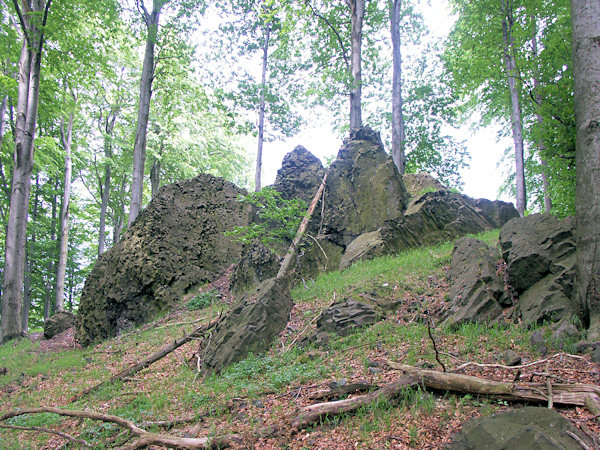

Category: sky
[257, 0, 514, 204]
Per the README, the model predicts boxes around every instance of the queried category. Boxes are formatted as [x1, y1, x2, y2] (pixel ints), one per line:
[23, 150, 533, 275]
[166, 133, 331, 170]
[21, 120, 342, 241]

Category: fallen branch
[291, 374, 419, 429]
[451, 352, 584, 372]
[308, 382, 377, 401]
[387, 361, 600, 407]
[0, 423, 91, 447]
[67, 318, 218, 404]
[0, 407, 243, 450]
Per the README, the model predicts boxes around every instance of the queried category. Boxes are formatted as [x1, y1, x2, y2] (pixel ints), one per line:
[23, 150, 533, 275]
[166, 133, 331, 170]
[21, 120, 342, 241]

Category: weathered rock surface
[316, 299, 377, 336]
[500, 214, 576, 324]
[200, 277, 293, 374]
[445, 407, 592, 449]
[320, 127, 408, 248]
[273, 145, 326, 204]
[76, 174, 248, 346]
[402, 173, 446, 197]
[443, 237, 508, 327]
[339, 230, 390, 270]
[44, 311, 75, 339]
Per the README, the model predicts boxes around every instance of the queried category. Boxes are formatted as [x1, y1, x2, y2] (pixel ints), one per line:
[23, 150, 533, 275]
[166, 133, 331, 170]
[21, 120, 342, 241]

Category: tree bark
[22, 175, 39, 333]
[501, 0, 526, 217]
[390, 0, 406, 174]
[1, 0, 51, 343]
[43, 185, 58, 321]
[531, 31, 552, 213]
[254, 23, 271, 192]
[349, 0, 364, 130]
[128, 1, 163, 227]
[150, 157, 160, 198]
[55, 113, 73, 312]
[98, 110, 117, 256]
[570, 0, 600, 339]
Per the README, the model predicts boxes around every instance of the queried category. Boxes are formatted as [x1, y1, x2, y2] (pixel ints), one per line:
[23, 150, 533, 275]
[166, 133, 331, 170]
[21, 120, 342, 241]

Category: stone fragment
[44, 311, 75, 339]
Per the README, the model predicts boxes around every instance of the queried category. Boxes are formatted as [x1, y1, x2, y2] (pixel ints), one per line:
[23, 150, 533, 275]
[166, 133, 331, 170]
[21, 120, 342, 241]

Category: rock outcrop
[445, 213, 576, 327]
[443, 237, 509, 327]
[500, 214, 576, 324]
[446, 407, 592, 449]
[76, 174, 248, 346]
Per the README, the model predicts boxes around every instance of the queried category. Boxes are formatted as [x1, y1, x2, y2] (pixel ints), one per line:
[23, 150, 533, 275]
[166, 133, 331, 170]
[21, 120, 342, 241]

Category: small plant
[226, 187, 306, 251]
[186, 289, 219, 310]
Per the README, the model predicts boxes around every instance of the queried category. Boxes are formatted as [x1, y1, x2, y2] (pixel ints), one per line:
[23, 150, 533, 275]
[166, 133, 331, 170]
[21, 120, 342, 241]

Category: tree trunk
[0, 95, 7, 150]
[531, 31, 552, 213]
[390, 0, 406, 174]
[571, 0, 600, 339]
[1, 0, 50, 343]
[98, 111, 116, 256]
[254, 23, 271, 192]
[55, 113, 73, 312]
[128, 3, 162, 227]
[22, 175, 40, 333]
[349, 0, 364, 130]
[150, 158, 160, 198]
[43, 184, 58, 321]
[501, 1, 526, 217]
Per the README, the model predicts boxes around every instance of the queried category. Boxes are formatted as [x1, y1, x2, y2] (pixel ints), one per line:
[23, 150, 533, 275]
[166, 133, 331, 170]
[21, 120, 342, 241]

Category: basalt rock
[443, 237, 508, 327]
[445, 407, 592, 449]
[273, 145, 326, 205]
[500, 214, 576, 324]
[76, 174, 248, 346]
[200, 277, 293, 374]
[402, 173, 446, 197]
[44, 311, 76, 339]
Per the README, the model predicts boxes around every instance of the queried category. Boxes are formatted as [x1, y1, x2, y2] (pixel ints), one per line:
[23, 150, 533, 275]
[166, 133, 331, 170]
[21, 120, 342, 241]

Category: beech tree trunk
[254, 23, 271, 192]
[129, 1, 163, 227]
[531, 32, 552, 213]
[22, 176, 39, 333]
[1, 0, 51, 343]
[349, 0, 364, 130]
[390, 0, 406, 174]
[150, 158, 160, 198]
[501, 0, 526, 217]
[43, 185, 58, 320]
[571, 0, 600, 339]
[98, 110, 117, 256]
[55, 113, 73, 312]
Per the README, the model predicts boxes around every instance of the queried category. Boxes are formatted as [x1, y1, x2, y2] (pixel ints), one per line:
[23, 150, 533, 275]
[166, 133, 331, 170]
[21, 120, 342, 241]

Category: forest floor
[1, 230, 599, 449]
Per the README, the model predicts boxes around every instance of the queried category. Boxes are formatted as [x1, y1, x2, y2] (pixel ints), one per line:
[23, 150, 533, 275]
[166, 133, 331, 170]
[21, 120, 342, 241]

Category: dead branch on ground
[387, 361, 600, 411]
[67, 318, 218, 404]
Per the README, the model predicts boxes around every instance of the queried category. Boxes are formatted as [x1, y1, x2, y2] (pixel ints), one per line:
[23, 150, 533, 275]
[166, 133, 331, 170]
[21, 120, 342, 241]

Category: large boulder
[443, 237, 509, 327]
[200, 277, 293, 374]
[446, 407, 593, 449]
[44, 311, 76, 339]
[320, 127, 408, 248]
[76, 174, 248, 346]
[273, 145, 326, 204]
[500, 214, 576, 324]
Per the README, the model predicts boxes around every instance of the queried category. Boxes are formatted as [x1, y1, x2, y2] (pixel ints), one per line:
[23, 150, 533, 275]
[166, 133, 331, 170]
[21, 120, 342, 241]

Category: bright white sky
[256, 0, 514, 203]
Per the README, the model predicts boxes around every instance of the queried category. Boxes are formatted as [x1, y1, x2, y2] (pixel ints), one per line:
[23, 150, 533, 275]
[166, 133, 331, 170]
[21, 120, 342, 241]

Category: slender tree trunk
[349, 0, 364, 130]
[0, 95, 7, 150]
[571, 0, 600, 339]
[390, 0, 406, 174]
[55, 113, 73, 312]
[255, 23, 271, 192]
[129, 4, 162, 227]
[531, 32, 552, 213]
[501, 1, 526, 217]
[1, 0, 50, 343]
[43, 183, 58, 320]
[22, 175, 39, 333]
[98, 112, 116, 256]
[150, 158, 160, 198]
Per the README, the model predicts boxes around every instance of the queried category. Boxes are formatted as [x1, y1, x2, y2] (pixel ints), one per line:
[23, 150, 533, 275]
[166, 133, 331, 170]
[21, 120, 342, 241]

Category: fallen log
[387, 361, 600, 408]
[67, 318, 218, 404]
[291, 374, 419, 429]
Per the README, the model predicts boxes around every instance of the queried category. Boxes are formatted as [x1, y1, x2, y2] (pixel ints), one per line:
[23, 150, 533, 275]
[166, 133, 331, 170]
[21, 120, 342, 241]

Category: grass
[3, 228, 595, 448]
